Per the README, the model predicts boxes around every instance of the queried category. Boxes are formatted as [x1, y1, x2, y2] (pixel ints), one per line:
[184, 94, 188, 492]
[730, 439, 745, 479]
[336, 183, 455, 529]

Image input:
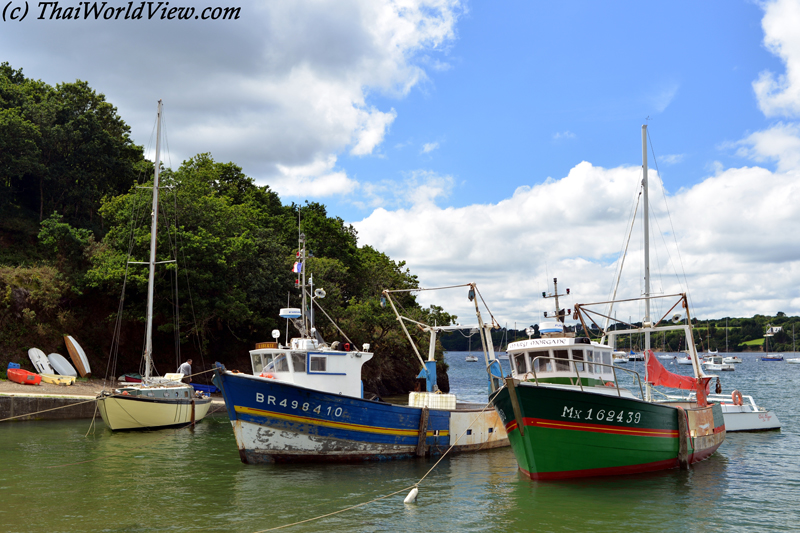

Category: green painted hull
[490, 382, 725, 480]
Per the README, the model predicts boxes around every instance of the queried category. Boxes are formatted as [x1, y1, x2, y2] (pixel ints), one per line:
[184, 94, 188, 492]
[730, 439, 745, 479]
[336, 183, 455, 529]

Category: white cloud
[650, 82, 679, 113]
[1, 0, 463, 197]
[421, 142, 440, 153]
[753, 0, 800, 117]
[353, 159, 800, 326]
[553, 131, 576, 140]
[358, 169, 454, 209]
[350, 108, 398, 156]
[660, 154, 685, 165]
[274, 155, 358, 197]
[735, 122, 800, 172]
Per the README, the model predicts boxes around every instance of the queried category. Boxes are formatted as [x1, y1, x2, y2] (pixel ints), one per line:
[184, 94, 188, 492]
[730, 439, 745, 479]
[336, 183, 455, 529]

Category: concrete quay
[0, 380, 226, 422]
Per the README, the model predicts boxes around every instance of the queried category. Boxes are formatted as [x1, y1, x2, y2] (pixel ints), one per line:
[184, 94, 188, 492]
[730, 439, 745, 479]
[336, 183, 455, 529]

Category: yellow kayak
[40, 373, 76, 386]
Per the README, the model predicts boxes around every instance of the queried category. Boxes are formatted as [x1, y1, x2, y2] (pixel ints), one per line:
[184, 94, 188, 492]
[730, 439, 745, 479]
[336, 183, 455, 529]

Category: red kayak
[8, 368, 42, 385]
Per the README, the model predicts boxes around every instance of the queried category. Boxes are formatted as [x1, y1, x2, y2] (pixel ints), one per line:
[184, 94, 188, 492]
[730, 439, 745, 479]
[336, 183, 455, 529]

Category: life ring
[605, 382, 616, 388]
[731, 390, 743, 406]
[260, 373, 274, 379]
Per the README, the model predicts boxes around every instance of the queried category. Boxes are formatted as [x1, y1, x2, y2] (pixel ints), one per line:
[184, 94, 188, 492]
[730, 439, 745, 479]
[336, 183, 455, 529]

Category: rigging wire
[647, 129, 696, 320]
[103, 118, 156, 388]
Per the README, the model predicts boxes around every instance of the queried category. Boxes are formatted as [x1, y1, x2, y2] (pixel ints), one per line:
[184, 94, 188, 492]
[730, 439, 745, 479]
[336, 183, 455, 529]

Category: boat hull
[720, 405, 781, 431]
[40, 373, 76, 386]
[212, 368, 508, 463]
[8, 368, 42, 385]
[64, 335, 91, 377]
[97, 394, 212, 431]
[491, 381, 725, 480]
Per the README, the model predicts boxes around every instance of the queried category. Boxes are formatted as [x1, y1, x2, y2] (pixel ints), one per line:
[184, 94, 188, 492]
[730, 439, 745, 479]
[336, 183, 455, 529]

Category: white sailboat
[96, 100, 212, 430]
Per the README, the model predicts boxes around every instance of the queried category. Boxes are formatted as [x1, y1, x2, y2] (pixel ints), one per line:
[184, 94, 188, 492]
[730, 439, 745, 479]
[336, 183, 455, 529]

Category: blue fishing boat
[212, 234, 508, 463]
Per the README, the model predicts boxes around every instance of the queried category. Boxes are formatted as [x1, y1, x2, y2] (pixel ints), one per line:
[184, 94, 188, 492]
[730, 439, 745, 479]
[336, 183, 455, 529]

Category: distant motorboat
[761, 325, 783, 361]
[627, 352, 645, 362]
[657, 353, 675, 360]
[612, 351, 628, 364]
[786, 358, 800, 364]
[676, 355, 693, 365]
[465, 355, 479, 362]
[723, 356, 742, 364]
[667, 390, 781, 432]
[702, 356, 735, 371]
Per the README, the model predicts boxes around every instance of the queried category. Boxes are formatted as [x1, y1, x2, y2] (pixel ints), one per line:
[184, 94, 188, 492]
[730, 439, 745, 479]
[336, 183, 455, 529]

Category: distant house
[767, 326, 783, 335]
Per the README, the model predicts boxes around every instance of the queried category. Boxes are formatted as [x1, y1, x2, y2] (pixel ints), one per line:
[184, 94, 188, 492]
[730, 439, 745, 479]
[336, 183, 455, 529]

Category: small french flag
[292, 261, 302, 273]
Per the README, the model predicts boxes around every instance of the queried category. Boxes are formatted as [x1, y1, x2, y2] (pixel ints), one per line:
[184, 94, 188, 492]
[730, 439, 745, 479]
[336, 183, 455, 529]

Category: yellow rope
[235, 400, 500, 533]
[251, 486, 416, 533]
[2, 367, 218, 423]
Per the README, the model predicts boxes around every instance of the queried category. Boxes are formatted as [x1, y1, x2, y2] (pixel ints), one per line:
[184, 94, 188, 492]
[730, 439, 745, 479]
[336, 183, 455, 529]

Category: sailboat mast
[144, 99, 163, 379]
[641, 125, 652, 399]
[642, 125, 651, 349]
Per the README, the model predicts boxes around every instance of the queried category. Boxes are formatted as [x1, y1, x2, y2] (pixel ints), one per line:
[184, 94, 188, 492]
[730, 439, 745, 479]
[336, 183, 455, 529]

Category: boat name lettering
[561, 405, 641, 424]
[255, 393, 343, 417]
[512, 338, 570, 349]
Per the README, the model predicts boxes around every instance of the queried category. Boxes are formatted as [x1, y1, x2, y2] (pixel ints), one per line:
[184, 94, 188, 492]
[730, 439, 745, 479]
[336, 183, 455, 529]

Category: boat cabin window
[252, 353, 264, 374]
[264, 353, 290, 373]
[534, 353, 552, 373]
[309, 354, 327, 372]
[572, 349, 585, 371]
[291, 352, 306, 373]
[513, 352, 527, 374]
[585, 350, 594, 373]
[602, 352, 612, 375]
[554, 350, 570, 372]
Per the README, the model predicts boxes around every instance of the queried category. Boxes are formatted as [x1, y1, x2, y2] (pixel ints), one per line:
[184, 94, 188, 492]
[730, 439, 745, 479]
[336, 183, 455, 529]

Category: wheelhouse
[507, 337, 615, 386]
[248, 338, 373, 398]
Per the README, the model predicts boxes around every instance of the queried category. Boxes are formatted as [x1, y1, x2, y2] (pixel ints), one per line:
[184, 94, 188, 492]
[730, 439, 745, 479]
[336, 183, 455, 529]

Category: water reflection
[1, 355, 798, 532]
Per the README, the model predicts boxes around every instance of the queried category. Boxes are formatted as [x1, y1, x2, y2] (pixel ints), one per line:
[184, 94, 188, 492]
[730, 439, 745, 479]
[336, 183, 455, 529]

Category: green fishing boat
[490, 126, 726, 480]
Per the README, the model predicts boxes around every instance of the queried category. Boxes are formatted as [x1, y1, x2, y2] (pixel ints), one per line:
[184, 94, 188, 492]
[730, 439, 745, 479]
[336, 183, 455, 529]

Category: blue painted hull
[212, 367, 508, 463]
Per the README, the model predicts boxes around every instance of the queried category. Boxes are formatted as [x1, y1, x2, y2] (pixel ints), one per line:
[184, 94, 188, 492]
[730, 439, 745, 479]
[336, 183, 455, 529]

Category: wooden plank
[415, 406, 429, 456]
[505, 377, 525, 436]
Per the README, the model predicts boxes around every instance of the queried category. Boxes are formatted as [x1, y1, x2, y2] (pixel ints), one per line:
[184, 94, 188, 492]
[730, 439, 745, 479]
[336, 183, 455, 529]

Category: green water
[2, 354, 799, 532]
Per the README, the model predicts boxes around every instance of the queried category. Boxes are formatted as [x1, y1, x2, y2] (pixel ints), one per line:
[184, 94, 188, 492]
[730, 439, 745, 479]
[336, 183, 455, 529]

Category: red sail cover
[645, 350, 697, 390]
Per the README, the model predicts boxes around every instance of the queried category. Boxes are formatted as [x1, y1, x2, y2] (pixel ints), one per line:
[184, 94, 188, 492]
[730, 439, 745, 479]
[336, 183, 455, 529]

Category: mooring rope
[0, 397, 98, 423]
[241, 400, 500, 533]
[2, 367, 219, 423]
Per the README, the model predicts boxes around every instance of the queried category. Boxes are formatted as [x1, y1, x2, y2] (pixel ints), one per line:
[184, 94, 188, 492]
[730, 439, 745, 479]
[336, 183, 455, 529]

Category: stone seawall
[0, 394, 99, 421]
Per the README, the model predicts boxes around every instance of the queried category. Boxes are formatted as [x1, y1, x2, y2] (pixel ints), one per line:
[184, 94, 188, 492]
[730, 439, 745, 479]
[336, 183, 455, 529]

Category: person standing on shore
[177, 359, 193, 383]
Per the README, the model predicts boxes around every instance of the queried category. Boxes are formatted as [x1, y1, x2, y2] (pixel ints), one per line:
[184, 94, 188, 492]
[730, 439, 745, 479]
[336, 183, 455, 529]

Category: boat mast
[299, 230, 308, 337]
[543, 277, 568, 324]
[642, 125, 652, 398]
[642, 125, 651, 344]
[144, 99, 163, 379]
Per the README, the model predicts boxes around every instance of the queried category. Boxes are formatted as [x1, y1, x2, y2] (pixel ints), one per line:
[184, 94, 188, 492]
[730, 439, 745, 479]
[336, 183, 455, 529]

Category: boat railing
[528, 356, 644, 399]
[661, 391, 759, 410]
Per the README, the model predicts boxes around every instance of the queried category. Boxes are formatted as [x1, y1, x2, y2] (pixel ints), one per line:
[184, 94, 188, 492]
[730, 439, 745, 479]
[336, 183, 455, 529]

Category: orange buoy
[731, 390, 743, 406]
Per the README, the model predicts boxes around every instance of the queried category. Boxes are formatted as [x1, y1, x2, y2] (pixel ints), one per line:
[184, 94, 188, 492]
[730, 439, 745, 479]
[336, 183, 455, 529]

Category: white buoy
[403, 487, 418, 504]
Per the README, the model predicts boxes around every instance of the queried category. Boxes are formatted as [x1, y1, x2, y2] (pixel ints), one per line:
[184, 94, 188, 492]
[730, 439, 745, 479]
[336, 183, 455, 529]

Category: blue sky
[4, 0, 800, 325]
[337, 1, 780, 213]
